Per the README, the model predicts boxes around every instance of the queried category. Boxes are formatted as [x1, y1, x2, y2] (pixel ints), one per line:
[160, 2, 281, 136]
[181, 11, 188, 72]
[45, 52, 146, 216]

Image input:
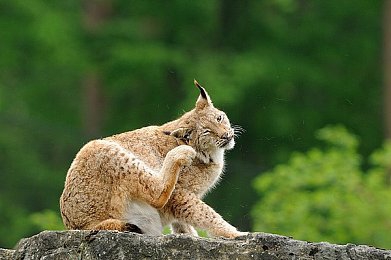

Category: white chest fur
[196, 147, 225, 166]
[183, 148, 225, 197]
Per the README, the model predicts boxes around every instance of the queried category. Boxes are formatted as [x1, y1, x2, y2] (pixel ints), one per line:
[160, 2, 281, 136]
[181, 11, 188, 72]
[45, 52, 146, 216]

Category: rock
[0, 248, 14, 260]
[2, 231, 391, 260]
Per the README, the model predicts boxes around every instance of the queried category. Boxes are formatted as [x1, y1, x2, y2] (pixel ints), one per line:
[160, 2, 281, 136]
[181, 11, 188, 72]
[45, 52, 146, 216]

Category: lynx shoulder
[60, 80, 246, 238]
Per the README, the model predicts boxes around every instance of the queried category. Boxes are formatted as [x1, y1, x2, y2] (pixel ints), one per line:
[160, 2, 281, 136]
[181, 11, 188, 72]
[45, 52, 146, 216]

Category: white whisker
[232, 124, 245, 137]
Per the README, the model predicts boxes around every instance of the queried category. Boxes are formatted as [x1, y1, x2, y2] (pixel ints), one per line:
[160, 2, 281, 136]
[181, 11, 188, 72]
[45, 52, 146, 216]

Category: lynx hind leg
[171, 222, 198, 236]
[152, 145, 196, 208]
[91, 219, 142, 233]
[91, 141, 194, 209]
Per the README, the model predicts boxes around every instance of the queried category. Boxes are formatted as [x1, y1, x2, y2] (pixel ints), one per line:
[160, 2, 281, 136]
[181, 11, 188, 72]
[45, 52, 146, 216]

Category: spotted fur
[60, 80, 246, 238]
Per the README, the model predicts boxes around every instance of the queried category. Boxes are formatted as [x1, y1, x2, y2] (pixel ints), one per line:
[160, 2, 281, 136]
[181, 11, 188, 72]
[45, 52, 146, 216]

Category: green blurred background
[1, 0, 391, 249]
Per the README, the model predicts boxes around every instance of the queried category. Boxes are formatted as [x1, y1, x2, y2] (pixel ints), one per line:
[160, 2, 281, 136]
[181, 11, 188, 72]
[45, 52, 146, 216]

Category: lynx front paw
[231, 231, 249, 238]
[212, 229, 248, 239]
[168, 145, 196, 167]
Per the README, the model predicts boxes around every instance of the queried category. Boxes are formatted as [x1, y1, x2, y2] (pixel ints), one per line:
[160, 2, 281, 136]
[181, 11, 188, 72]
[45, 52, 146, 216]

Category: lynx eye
[217, 114, 224, 123]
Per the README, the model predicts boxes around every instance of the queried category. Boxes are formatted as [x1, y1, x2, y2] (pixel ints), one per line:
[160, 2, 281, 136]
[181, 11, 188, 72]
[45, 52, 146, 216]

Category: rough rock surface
[2, 231, 391, 260]
[0, 248, 14, 259]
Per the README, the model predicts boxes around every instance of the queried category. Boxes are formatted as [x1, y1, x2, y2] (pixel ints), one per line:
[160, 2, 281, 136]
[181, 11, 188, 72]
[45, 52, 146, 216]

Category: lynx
[60, 80, 246, 238]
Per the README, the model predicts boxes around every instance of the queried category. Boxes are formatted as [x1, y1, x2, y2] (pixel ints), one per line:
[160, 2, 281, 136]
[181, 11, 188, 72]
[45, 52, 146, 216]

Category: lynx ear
[194, 79, 212, 110]
[170, 128, 193, 144]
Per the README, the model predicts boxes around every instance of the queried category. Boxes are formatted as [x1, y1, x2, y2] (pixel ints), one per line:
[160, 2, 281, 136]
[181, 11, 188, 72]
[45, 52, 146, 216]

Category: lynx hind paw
[170, 145, 196, 166]
[124, 223, 143, 234]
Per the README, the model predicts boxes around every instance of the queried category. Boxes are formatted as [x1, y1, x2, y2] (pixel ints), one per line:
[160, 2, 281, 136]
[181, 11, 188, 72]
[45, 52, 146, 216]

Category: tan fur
[60, 80, 246, 238]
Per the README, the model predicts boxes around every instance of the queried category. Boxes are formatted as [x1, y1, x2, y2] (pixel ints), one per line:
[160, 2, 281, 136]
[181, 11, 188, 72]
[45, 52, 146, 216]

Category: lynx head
[168, 80, 242, 163]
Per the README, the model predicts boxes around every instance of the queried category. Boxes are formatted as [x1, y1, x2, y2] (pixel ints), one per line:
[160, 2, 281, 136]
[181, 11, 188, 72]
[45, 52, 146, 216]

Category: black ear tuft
[194, 79, 207, 99]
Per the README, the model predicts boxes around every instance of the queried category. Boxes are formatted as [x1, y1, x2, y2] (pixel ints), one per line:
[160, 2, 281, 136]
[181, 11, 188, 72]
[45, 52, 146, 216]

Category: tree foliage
[252, 126, 391, 249]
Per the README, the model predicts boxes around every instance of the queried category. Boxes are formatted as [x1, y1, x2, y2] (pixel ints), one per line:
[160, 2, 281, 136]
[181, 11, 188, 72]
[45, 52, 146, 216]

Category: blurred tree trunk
[218, 0, 249, 48]
[81, 0, 111, 138]
[219, 0, 236, 46]
[82, 73, 104, 138]
[384, 0, 391, 183]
